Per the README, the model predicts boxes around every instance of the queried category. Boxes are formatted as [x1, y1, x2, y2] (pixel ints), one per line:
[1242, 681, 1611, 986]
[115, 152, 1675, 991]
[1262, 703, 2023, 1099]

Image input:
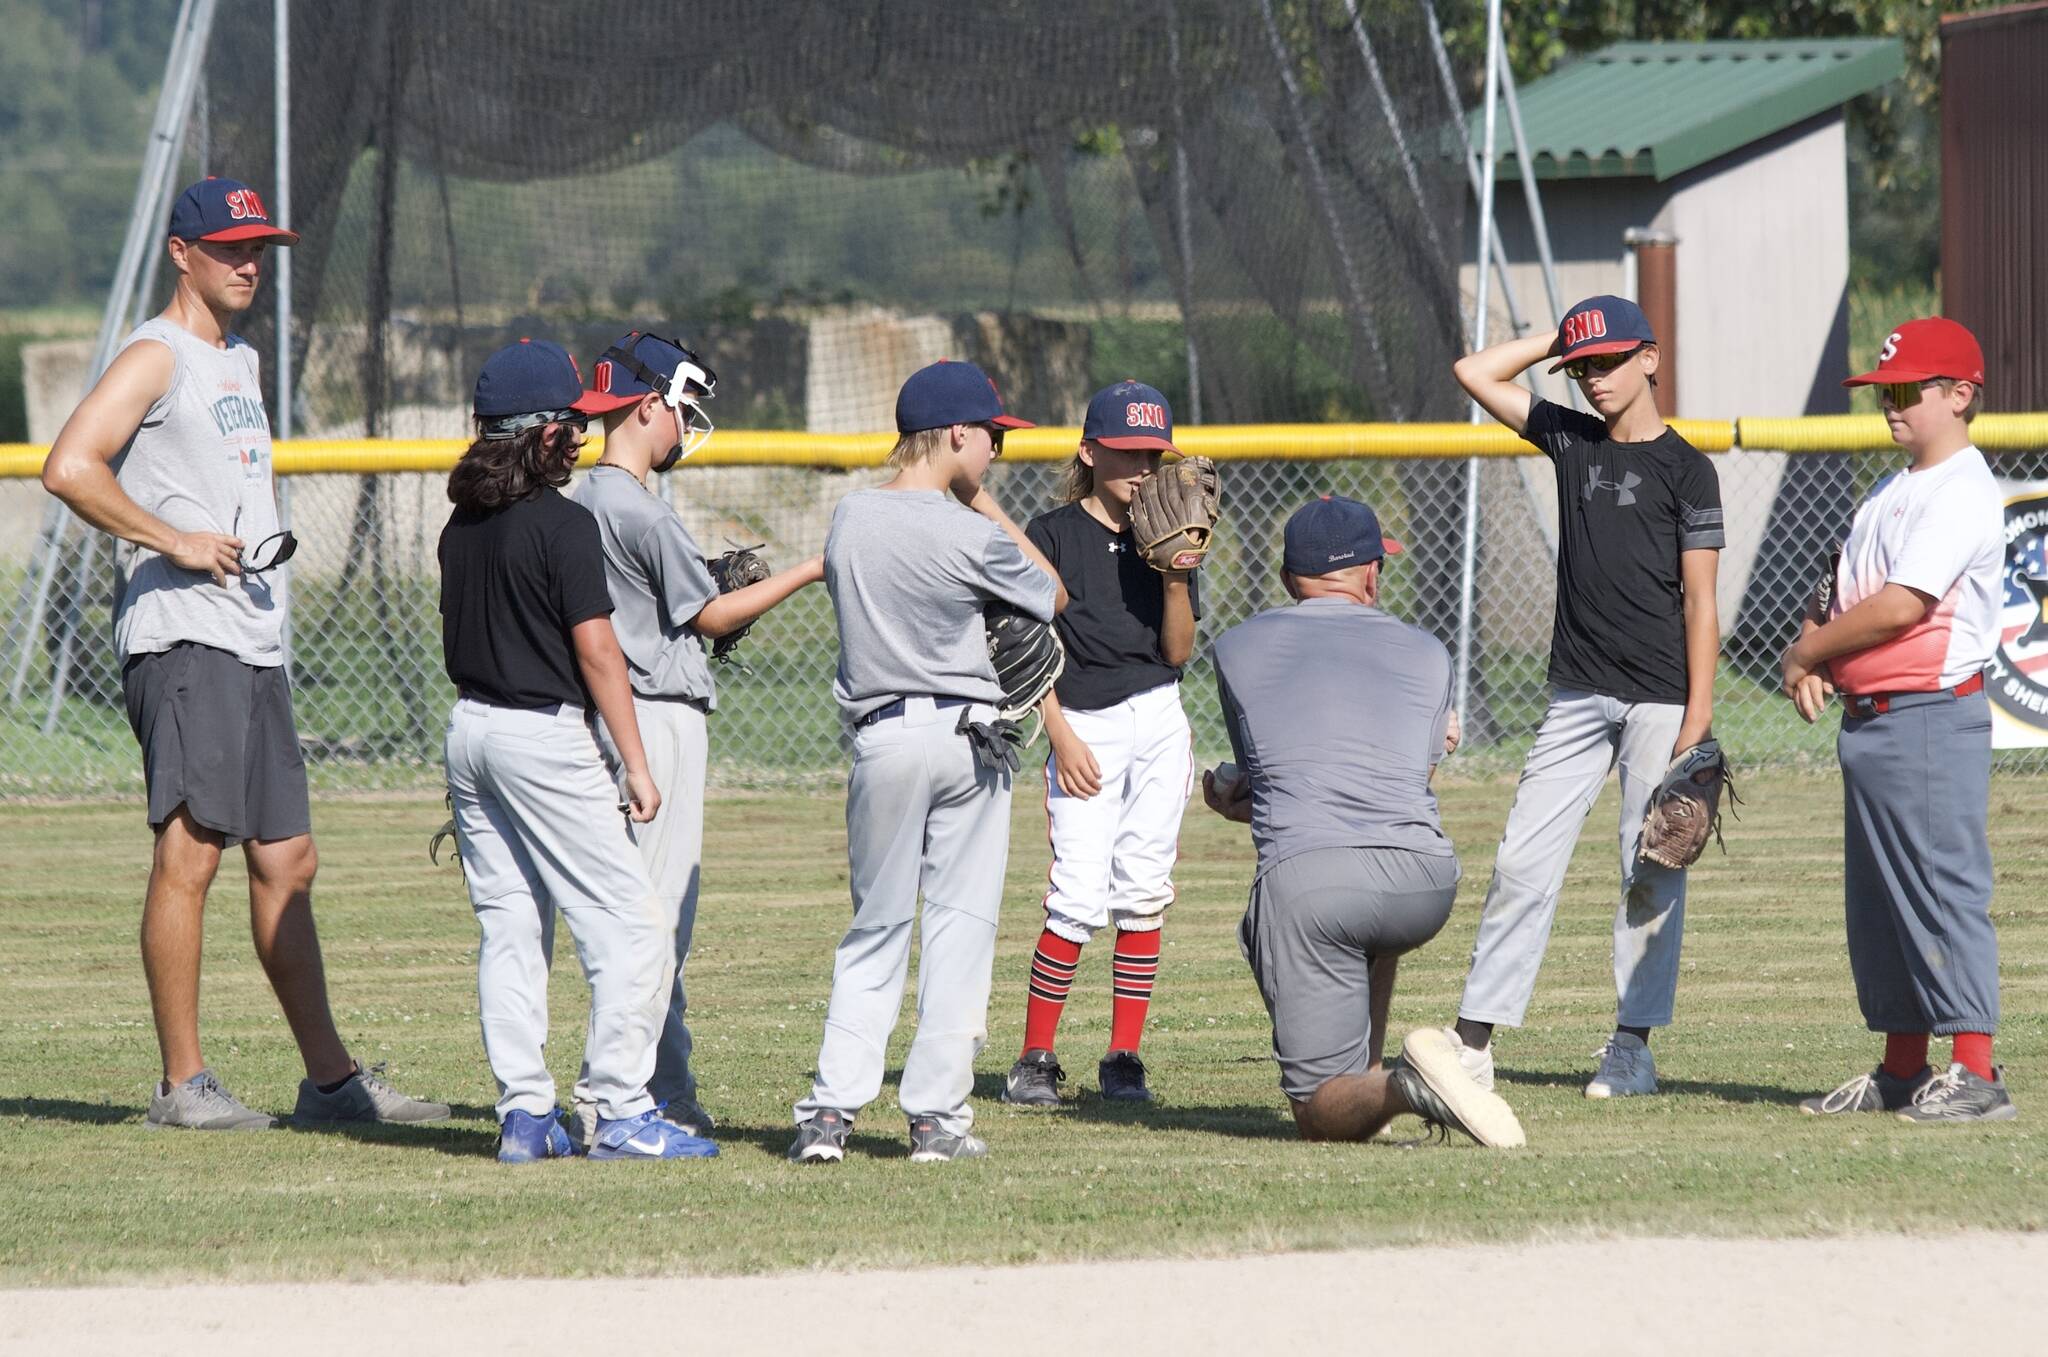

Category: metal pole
[1500, 52, 1565, 327]
[1425, 2, 1528, 342]
[1342, 1, 1448, 267]
[1165, 0, 1202, 424]
[275, 0, 295, 669]
[1452, 0, 1505, 727]
[8, 0, 217, 707]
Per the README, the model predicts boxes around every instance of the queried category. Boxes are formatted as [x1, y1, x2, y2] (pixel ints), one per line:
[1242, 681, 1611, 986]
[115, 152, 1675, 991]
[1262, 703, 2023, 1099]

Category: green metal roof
[1467, 39, 1904, 183]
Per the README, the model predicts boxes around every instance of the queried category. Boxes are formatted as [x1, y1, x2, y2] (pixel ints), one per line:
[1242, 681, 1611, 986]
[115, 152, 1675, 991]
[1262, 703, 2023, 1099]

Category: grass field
[2, 773, 2045, 1287]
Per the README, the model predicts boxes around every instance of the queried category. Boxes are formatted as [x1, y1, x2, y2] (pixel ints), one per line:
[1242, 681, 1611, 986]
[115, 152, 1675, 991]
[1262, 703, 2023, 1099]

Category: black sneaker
[1389, 1028, 1527, 1148]
[908, 1116, 988, 1163]
[1098, 1050, 1153, 1103]
[1798, 1065, 1932, 1115]
[1896, 1064, 2018, 1124]
[1002, 1049, 1065, 1107]
[788, 1108, 852, 1163]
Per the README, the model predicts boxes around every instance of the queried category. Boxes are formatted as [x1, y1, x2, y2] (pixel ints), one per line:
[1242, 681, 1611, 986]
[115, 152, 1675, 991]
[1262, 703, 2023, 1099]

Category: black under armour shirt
[439, 488, 615, 709]
[1026, 500, 1201, 711]
[1524, 399, 1724, 704]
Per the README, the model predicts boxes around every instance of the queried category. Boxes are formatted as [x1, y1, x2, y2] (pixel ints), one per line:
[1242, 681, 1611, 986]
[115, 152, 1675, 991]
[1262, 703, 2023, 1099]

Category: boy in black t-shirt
[1440, 297, 1724, 1101]
[1000, 381, 1200, 1107]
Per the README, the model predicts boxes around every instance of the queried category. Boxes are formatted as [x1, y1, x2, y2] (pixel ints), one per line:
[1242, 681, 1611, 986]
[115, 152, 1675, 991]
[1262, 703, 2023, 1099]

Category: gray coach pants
[795, 697, 1014, 1137]
[1460, 690, 1687, 1030]
[580, 696, 710, 1125]
[1840, 687, 1999, 1035]
[445, 699, 667, 1122]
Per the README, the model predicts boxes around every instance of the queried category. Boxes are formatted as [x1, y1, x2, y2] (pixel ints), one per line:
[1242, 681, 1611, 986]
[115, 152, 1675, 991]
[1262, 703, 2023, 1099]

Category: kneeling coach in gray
[1206, 495, 1524, 1148]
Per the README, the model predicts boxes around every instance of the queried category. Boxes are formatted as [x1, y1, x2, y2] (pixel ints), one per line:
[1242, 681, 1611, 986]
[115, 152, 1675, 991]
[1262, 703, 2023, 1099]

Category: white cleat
[1585, 1032, 1658, 1099]
[1395, 1028, 1527, 1149]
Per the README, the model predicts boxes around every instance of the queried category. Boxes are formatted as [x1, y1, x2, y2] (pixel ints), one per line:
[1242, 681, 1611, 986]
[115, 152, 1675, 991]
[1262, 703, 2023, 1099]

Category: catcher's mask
[599, 337, 717, 471]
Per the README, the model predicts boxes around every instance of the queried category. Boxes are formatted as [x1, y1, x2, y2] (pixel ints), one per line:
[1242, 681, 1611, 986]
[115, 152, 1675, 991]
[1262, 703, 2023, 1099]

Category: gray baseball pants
[578, 695, 710, 1127]
[1459, 690, 1687, 1030]
[1839, 687, 1999, 1034]
[795, 697, 1014, 1137]
[444, 698, 666, 1122]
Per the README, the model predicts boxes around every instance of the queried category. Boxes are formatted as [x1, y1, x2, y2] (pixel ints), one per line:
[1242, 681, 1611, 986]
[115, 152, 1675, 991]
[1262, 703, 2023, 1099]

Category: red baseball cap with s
[1843, 317, 1986, 388]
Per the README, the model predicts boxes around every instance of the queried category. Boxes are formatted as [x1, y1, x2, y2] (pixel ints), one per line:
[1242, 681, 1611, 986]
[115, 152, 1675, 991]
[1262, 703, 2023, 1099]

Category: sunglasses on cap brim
[478, 408, 590, 440]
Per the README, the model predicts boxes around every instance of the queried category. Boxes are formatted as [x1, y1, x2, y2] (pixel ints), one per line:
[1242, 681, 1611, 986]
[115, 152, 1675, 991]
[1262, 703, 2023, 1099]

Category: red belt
[1842, 670, 1984, 717]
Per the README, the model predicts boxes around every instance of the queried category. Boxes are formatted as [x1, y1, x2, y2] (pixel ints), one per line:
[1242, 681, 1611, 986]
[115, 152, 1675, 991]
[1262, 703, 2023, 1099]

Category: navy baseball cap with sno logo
[1283, 494, 1404, 577]
[1548, 294, 1655, 373]
[895, 360, 1035, 435]
[1084, 379, 1177, 452]
[472, 338, 607, 432]
[167, 177, 299, 246]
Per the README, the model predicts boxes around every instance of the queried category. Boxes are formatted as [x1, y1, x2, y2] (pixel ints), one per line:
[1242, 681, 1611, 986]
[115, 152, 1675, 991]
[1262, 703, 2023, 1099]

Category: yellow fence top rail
[2, 413, 2044, 478]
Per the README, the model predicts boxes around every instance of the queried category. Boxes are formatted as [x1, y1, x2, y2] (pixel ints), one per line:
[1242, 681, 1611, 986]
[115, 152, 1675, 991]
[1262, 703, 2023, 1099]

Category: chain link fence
[6, 440, 2044, 800]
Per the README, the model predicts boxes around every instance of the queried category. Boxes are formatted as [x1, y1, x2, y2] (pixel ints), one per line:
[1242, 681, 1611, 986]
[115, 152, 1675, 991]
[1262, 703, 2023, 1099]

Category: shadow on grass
[1492, 1067, 1809, 1107]
[285, 1110, 501, 1157]
[0, 1096, 138, 1126]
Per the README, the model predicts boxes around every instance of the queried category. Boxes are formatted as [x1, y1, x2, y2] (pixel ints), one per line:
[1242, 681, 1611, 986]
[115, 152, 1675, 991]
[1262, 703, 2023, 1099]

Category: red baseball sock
[1109, 928, 1162, 1053]
[1951, 1032, 1994, 1082]
[1022, 930, 1082, 1055]
[1883, 1032, 1930, 1081]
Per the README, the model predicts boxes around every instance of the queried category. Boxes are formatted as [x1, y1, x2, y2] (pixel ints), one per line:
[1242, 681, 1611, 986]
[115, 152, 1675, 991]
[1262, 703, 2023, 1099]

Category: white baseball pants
[444, 698, 667, 1122]
[1042, 682, 1194, 943]
[577, 696, 709, 1127]
[795, 697, 1014, 1137]
[1458, 690, 1688, 1030]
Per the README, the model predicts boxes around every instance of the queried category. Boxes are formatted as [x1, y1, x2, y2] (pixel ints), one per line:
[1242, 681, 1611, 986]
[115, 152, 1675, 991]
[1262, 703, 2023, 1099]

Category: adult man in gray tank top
[1205, 495, 1525, 1148]
[42, 177, 445, 1132]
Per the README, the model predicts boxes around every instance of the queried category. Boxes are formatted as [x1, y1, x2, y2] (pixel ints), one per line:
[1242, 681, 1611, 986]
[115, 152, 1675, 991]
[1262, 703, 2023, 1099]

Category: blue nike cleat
[588, 1107, 720, 1159]
[497, 1108, 574, 1164]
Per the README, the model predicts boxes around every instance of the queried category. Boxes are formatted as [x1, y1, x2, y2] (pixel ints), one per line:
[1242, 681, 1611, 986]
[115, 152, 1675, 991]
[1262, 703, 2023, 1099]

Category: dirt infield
[10, 1233, 2044, 1356]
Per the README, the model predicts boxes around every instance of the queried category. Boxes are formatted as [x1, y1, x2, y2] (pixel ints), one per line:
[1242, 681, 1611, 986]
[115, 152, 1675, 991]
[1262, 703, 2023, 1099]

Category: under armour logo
[1108, 540, 1125, 554]
[1585, 464, 1640, 507]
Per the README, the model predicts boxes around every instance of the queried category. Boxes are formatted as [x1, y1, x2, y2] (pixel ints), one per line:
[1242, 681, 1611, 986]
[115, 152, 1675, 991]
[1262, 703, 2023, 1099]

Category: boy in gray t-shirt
[790, 360, 1063, 1166]
[1204, 496, 1523, 1150]
[568, 329, 825, 1147]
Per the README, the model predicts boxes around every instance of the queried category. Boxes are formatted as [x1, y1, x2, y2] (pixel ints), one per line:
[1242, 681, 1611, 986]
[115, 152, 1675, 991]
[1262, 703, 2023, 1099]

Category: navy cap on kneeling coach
[473, 338, 608, 419]
[1283, 494, 1405, 577]
[895, 360, 1035, 434]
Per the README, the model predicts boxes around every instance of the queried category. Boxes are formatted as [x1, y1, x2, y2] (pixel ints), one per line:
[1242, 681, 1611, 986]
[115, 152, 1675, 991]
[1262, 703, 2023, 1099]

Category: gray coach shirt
[573, 465, 719, 709]
[109, 318, 286, 666]
[826, 488, 1058, 723]
[1210, 597, 1454, 875]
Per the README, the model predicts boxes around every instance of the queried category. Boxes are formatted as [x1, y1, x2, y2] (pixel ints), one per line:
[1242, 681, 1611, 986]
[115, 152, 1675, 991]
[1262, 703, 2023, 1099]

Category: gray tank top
[109, 318, 286, 666]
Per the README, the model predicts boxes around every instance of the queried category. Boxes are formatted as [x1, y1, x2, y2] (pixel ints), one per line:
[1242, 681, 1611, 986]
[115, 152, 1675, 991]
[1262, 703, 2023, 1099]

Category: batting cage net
[4, 0, 2048, 796]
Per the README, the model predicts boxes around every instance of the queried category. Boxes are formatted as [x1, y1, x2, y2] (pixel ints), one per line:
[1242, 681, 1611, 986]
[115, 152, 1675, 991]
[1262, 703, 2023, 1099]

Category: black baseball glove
[963, 605, 1066, 772]
[705, 543, 771, 666]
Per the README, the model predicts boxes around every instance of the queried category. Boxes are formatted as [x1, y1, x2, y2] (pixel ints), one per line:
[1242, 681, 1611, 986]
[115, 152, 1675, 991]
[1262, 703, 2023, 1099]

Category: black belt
[855, 695, 974, 728]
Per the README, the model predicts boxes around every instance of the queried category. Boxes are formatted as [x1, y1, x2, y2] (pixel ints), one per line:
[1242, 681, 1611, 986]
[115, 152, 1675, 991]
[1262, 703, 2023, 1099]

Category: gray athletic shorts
[1238, 845, 1460, 1102]
[121, 642, 312, 844]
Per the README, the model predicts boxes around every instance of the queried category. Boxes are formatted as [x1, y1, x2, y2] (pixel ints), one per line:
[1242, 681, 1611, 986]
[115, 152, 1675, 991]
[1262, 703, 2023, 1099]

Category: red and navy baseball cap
[167, 177, 299, 246]
[1084, 379, 1177, 452]
[1283, 494, 1404, 577]
[584, 330, 718, 414]
[895, 360, 1034, 435]
[1843, 317, 1986, 388]
[473, 338, 608, 432]
[1548, 294, 1655, 372]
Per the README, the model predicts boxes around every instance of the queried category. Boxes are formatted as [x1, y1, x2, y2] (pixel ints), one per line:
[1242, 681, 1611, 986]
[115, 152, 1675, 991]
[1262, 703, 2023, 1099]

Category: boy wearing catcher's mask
[568, 330, 823, 1147]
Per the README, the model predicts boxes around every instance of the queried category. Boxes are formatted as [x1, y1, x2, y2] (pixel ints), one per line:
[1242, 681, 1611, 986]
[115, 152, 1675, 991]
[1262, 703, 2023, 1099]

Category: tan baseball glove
[1637, 738, 1738, 870]
[1128, 456, 1220, 572]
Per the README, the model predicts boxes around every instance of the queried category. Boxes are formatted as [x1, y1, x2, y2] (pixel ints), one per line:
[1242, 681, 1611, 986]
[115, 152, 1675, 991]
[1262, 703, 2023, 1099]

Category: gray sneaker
[146, 1069, 275, 1132]
[1896, 1063, 2017, 1124]
[1389, 1028, 1527, 1149]
[1001, 1049, 1064, 1107]
[908, 1116, 988, 1163]
[789, 1108, 852, 1163]
[1799, 1065, 1932, 1115]
[293, 1062, 451, 1124]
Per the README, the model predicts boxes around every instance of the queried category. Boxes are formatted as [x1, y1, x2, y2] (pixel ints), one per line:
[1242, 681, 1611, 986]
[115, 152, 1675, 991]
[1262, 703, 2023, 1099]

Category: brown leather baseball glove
[1128, 456, 1220, 572]
[1637, 738, 1737, 870]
